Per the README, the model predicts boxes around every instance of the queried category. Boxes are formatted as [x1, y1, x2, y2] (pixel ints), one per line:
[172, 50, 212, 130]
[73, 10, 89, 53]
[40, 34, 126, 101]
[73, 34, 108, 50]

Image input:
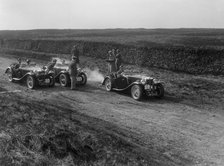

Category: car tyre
[79, 73, 87, 85]
[6, 68, 14, 82]
[59, 73, 69, 87]
[26, 75, 36, 89]
[156, 83, 164, 98]
[131, 84, 143, 100]
[49, 75, 55, 87]
[105, 78, 112, 91]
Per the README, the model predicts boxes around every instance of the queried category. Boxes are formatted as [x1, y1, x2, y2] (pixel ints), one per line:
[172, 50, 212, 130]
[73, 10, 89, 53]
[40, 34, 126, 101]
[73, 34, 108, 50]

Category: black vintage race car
[53, 64, 87, 87]
[5, 63, 55, 89]
[102, 73, 164, 100]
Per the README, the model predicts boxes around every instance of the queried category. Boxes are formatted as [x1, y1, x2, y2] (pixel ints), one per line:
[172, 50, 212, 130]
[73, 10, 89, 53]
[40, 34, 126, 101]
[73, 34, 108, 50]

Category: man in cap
[71, 45, 80, 68]
[69, 56, 78, 90]
[26, 59, 31, 65]
[115, 49, 122, 71]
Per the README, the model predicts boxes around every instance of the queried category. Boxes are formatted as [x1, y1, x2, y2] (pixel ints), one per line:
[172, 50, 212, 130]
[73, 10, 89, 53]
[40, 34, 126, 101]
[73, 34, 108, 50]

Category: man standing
[71, 45, 80, 68]
[69, 56, 77, 90]
[115, 49, 122, 71]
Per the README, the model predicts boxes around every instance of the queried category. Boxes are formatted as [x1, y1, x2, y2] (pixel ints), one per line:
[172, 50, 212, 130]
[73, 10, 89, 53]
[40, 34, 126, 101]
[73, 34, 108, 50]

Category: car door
[114, 76, 129, 89]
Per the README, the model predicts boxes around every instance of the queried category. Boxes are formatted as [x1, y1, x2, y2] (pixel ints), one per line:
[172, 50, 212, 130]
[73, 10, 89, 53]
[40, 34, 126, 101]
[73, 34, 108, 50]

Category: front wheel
[6, 68, 14, 82]
[59, 73, 69, 87]
[156, 83, 164, 98]
[131, 84, 143, 100]
[104, 78, 112, 91]
[26, 75, 36, 89]
[79, 73, 87, 85]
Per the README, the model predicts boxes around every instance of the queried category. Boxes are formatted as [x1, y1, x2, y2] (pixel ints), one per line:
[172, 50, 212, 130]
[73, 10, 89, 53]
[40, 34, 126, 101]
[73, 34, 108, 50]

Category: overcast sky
[0, 0, 223, 30]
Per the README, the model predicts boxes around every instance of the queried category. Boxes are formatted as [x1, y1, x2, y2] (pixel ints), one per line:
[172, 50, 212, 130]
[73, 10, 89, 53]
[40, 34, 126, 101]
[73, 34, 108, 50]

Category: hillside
[0, 29, 224, 75]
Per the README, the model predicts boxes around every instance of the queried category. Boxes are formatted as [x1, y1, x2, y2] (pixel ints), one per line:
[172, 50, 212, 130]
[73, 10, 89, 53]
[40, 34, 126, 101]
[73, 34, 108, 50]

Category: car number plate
[45, 79, 50, 83]
[76, 77, 82, 82]
[144, 84, 150, 89]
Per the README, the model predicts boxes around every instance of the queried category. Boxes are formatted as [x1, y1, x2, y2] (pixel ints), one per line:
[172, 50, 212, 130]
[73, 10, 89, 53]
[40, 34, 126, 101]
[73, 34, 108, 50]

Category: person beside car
[26, 59, 31, 65]
[106, 50, 116, 73]
[69, 56, 78, 90]
[71, 45, 80, 68]
[115, 49, 122, 71]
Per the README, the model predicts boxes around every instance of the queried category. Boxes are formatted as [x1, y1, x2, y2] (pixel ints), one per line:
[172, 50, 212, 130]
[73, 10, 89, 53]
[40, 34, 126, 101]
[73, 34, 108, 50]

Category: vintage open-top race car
[5, 63, 55, 89]
[102, 73, 164, 100]
[53, 64, 87, 87]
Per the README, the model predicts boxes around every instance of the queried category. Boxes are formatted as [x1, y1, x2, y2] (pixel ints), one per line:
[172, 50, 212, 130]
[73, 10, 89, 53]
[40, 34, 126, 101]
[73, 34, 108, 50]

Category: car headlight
[141, 78, 147, 84]
[153, 78, 160, 84]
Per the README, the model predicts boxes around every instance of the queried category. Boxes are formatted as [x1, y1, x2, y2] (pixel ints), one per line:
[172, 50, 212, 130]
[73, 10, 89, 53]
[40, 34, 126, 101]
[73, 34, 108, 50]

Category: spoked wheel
[131, 84, 143, 100]
[105, 78, 112, 91]
[49, 76, 55, 87]
[6, 68, 13, 82]
[26, 75, 36, 89]
[80, 73, 87, 85]
[59, 73, 69, 87]
[156, 83, 164, 98]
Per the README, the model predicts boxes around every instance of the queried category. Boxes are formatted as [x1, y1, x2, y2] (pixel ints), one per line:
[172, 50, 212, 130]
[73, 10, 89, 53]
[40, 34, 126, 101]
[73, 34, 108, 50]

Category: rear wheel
[26, 75, 36, 89]
[105, 78, 112, 91]
[156, 83, 164, 98]
[59, 73, 69, 87]
[131, 84, 143, 100]
[79, 73, 87, 85]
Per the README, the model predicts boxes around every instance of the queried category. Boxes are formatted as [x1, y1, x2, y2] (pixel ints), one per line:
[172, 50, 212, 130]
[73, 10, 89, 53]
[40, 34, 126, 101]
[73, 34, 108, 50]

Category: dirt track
[1, 55, 224, 165]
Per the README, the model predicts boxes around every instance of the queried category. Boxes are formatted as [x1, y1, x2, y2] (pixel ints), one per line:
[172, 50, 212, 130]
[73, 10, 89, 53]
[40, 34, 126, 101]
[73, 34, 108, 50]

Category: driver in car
[11, 58, 22, 77]
[45, 59, 57, 73]
[116, 65, 124, 77]
[14, 58, 22, 69]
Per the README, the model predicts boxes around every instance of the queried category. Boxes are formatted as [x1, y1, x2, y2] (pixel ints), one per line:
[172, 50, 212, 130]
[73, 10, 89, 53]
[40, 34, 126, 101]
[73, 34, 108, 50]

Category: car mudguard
[112, 81, 143, 91]
[55, 70, 68, 80]
[10, 71, 35, 82]
[5, 67, 11, 74]
[102, 75, 113, 85]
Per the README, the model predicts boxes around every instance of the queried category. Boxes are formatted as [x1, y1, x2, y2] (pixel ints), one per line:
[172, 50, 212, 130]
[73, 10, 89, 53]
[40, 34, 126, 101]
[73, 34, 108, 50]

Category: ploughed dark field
[0, 29, 224, 165]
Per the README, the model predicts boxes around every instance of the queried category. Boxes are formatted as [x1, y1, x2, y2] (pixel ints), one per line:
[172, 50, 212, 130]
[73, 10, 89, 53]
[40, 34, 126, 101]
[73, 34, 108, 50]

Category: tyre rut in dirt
[59, 73, 69, 87]
[26, 75, 36, 89]
[156, 83, 164, 98]
[105, 78, 112, 91]
[80, 73, 87, 85]
[131, 84, 143, 100]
